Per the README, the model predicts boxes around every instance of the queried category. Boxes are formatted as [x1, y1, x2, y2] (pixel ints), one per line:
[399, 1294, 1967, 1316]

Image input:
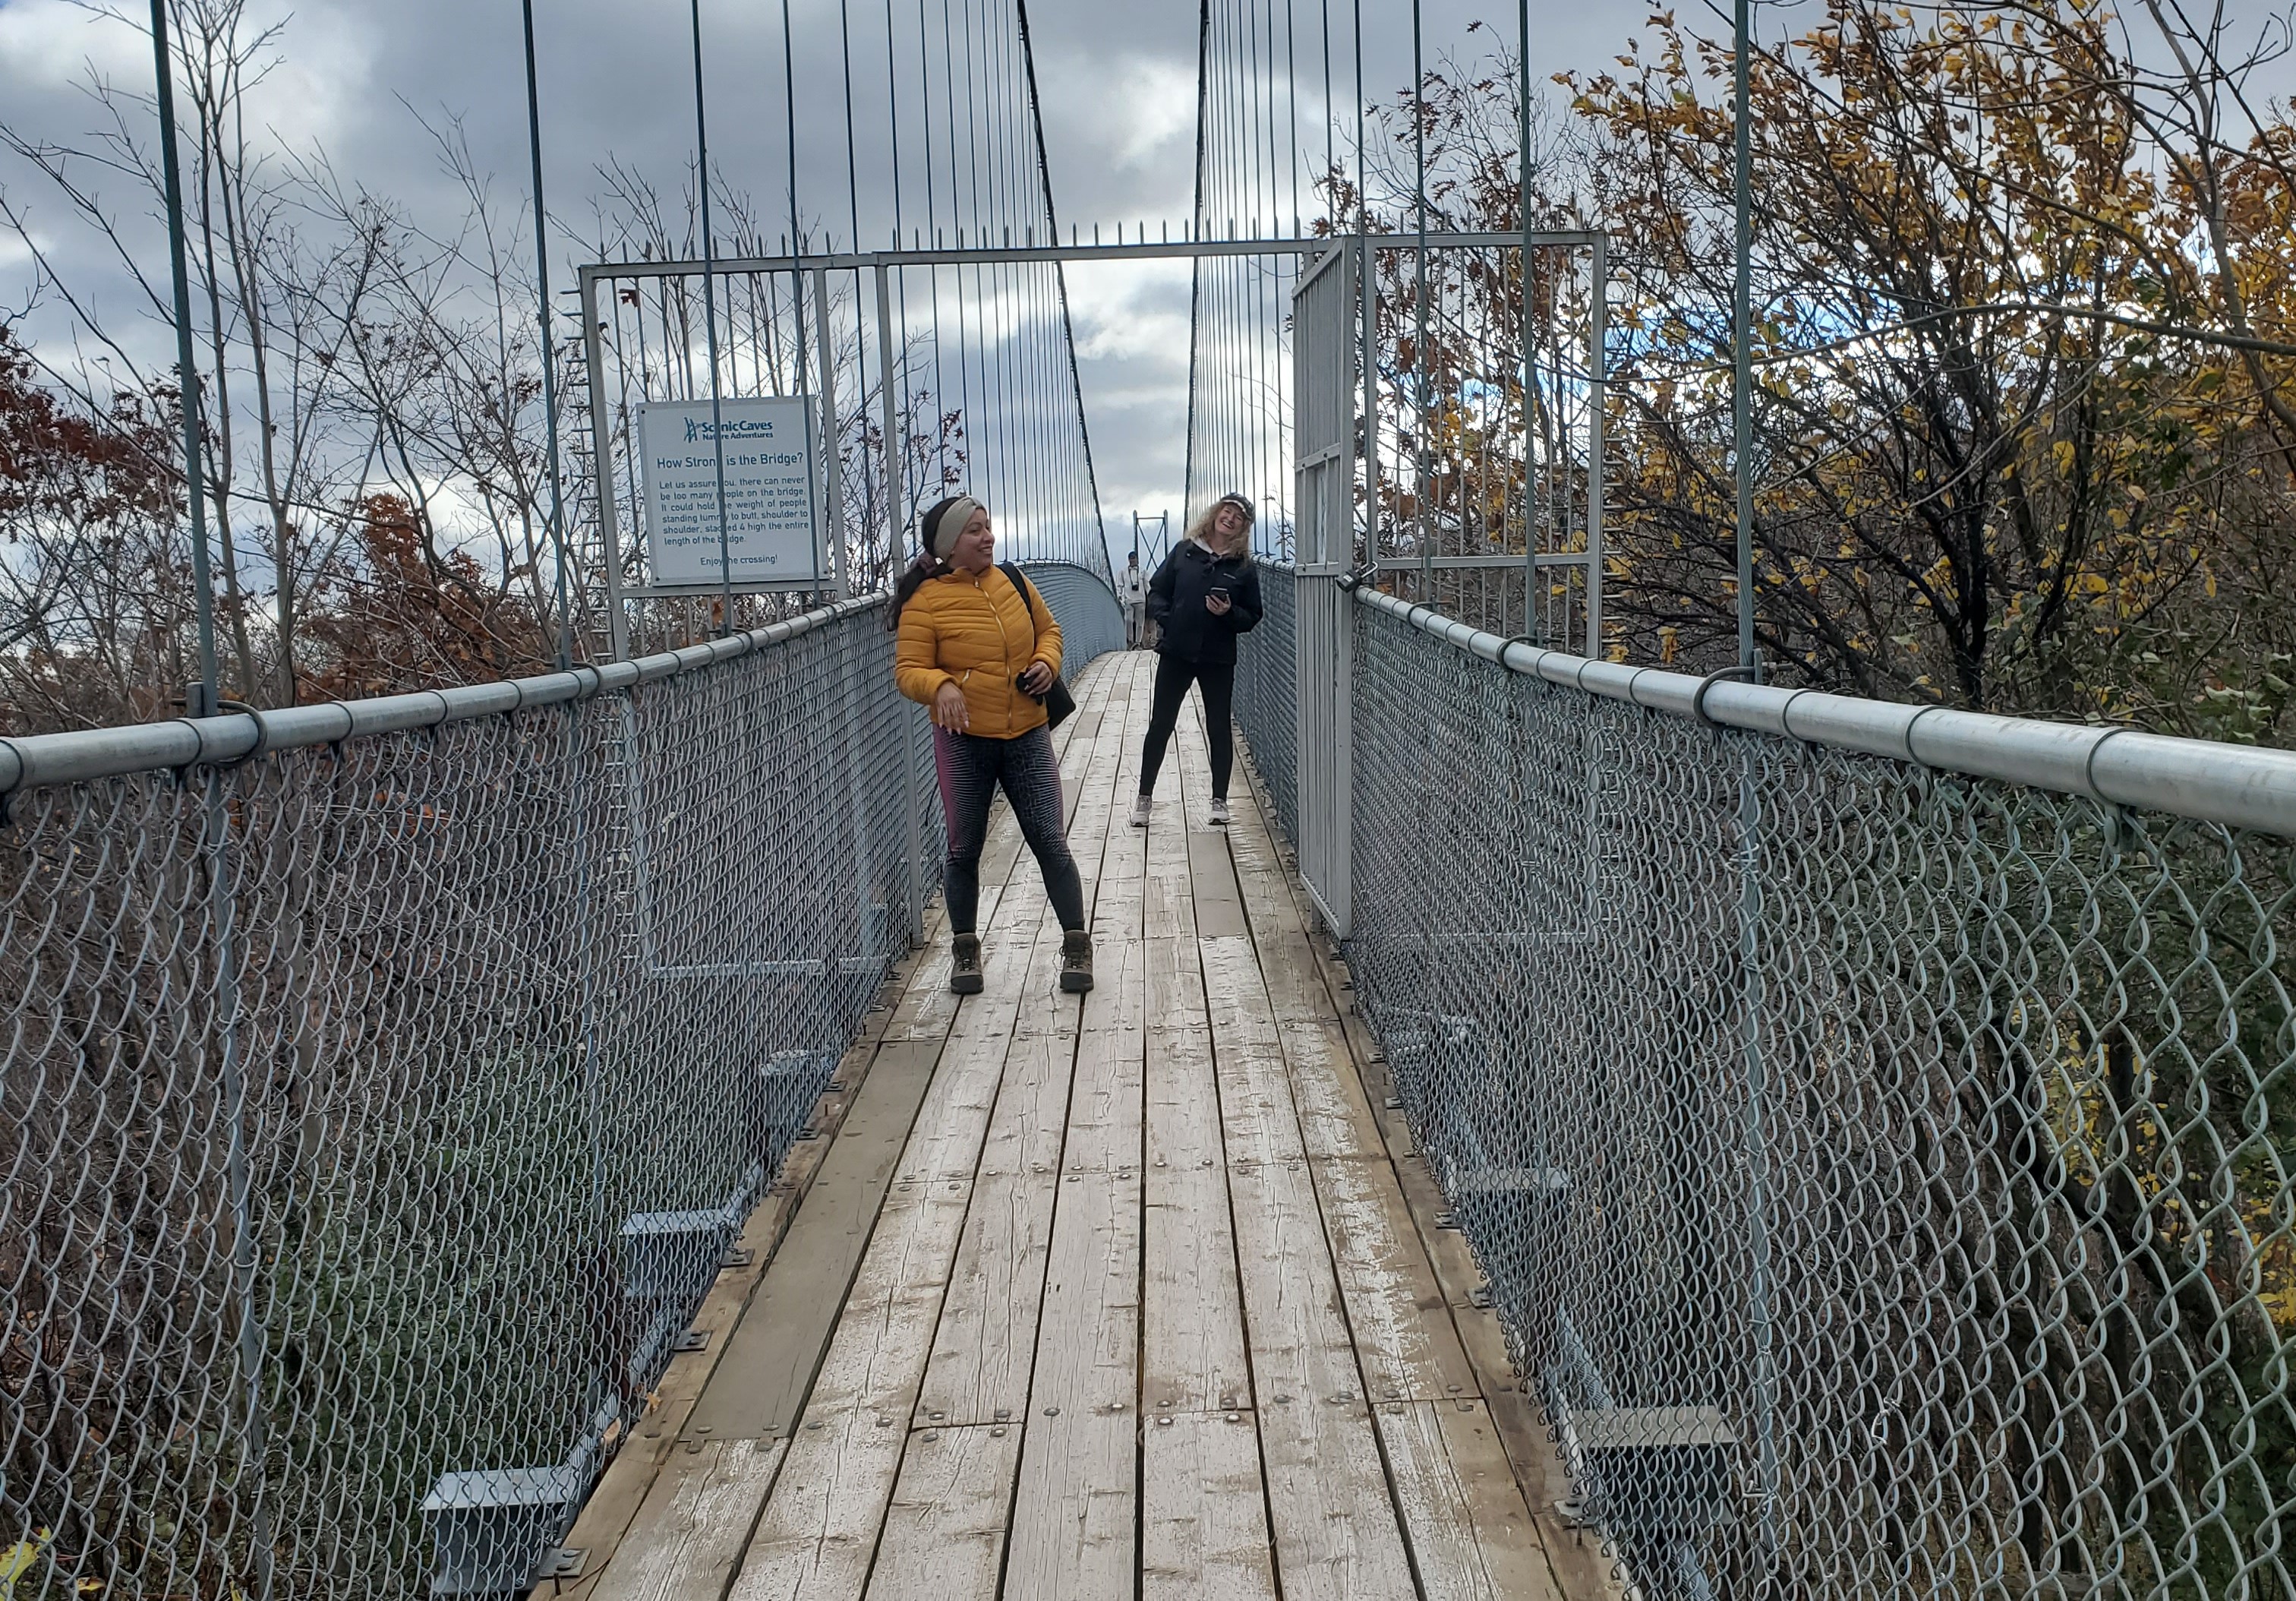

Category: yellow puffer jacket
[894, 564, 1064, 738]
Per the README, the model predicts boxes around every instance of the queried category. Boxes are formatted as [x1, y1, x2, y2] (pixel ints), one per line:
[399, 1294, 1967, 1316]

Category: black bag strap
[999, 561, 1046, 652]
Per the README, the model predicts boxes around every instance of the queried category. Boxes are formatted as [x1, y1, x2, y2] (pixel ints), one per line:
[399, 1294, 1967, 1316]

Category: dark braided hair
[886, 494, 967, 629]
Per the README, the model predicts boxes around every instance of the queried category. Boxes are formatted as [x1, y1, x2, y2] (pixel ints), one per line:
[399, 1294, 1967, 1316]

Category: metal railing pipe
[1360, 585, 2296, 836]
[0, 595, 888, 797]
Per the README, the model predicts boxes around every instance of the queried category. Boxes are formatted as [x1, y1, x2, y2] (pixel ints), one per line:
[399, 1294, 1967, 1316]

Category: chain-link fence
[1238, 578, 2296, 1601]
[1, 598, 962, 1599]
[3, 567, 1124, 1599]
[1232, 561, 1297, 845]
[1016, 562, 1124, 687]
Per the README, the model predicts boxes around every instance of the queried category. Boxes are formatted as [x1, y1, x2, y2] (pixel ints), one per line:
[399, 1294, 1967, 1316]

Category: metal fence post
[904, 705, 927, 946]
[1737, 734, 1780, 1568]
[202, 766, 276, 1601]
[814, 264, 849, 601]
[1585, 235, 1606, 660]
[875, 261, 926, 946]
[875, 264, 903, 576]
[582, 268, 630, 663]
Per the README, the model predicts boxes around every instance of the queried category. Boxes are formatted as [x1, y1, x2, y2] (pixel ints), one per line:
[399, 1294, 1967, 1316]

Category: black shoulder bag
[999, 562, 1076, 728]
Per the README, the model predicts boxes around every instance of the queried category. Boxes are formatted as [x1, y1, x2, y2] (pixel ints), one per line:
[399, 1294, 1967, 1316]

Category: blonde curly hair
[1185, 494, 1256, 562]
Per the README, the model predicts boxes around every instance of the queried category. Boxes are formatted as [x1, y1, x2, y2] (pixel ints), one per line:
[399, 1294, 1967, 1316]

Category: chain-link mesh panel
[1015, 562, 1124, 686]
[1244, 593, 2295, 1601]
[1233, 563, 1297, 844]
[2, 605, 948, 1599]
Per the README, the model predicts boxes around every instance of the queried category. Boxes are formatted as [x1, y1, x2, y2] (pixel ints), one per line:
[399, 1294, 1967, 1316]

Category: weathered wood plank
[724, 1179, 973, 1601]
[1200, 939, 1307, 1171]
[1144, 935, 1210, 1030]
[1026, 1167, 1140, 1410]
[1229, 763, 1626, 1601]
[860, 1422, 1023, 1599]
[1253, 1380, 1419, 1600]
[1187, 827, 1251, 937]
[1062, 1024, 1143, 1174]
[1223, 1150, 1416, 1598]
[1143, 1022, 1250, 1417]
[1143, 1154, 1250, 1416]
[584, 1438, 789, 1601]
[973, 1022, 1074, 1179]
[1315, 1152, 1479, 1406]
[910, 978, 1083, 1429]
[722, 1409, 904, 1601]
[1378, 1399, 1566, 1601]
[911, 1155, 1050, 1429]
[1276, 1016, 1389, 1161]
[683, 1040, 942, 1443]
[1140, 1409, 1279, 1601]
[1004, 1404, 1135, 1598]
[555, 1011, 906, 1587]
[1002, 1166, 1143, 1596]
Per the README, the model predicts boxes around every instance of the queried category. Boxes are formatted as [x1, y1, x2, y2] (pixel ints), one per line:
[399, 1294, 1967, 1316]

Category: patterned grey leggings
[933, 724, 1086, 934]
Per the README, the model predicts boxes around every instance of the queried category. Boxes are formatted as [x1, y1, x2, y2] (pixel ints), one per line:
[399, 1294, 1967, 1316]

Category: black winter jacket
[1146, 541, 1263, 665]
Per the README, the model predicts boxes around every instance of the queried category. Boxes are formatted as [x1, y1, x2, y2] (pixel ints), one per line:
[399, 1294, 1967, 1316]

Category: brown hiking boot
[1058, 929, 1094, 993]
[949, 933, 985, 995]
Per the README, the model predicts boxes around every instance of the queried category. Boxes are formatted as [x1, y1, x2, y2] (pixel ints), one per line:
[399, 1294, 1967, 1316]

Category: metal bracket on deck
[537, 1548, 588, 1581]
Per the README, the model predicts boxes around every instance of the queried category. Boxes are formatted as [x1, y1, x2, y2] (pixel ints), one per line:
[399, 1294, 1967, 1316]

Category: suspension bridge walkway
[11, 0, 2292, 1584]
[5, 570, 2294, 1599]
[546, 650, 1599, 1601]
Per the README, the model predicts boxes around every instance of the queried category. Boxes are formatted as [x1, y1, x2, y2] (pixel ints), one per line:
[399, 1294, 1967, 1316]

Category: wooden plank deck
[546, 651, 1604, 1601]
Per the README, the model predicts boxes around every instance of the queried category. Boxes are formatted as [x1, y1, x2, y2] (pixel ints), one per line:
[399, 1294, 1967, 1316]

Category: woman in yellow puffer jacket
[891, 494, 1090, 996]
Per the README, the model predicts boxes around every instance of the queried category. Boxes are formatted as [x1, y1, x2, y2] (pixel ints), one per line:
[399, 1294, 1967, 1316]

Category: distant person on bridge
[1118, 550, 1147, 648]
[1131, 492, 1263, 829]
[891, 495, 1092, 996]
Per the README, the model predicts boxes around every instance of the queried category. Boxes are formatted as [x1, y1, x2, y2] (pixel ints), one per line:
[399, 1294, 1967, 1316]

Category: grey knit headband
[929, 497, 985, 559]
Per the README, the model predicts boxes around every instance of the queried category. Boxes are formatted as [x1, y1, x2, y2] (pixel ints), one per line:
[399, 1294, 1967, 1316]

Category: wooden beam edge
[1230, 750, 1630, 1601]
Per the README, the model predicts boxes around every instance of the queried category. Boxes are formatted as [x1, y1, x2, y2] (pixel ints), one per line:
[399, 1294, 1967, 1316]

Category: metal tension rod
[576, 230, 1603, 282]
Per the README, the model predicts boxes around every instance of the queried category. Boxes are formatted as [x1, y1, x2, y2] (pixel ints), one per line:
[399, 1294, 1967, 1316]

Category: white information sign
[637, 396, 825, 585]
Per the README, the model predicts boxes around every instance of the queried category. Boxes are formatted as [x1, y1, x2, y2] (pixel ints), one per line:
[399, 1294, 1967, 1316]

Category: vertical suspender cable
[1284, 0, 1301, 233]
[153, 0, 218, 711]
[1320, 0, 1333, 218]
[1183, 0, 1210, 522]
[1412, 0, 1430, 590]
[1355, 0, 1375, 566]
[1731, 0, 1781, 1574]
[151, 11, 273, 1597]
[839, 0, 863, 249]
[689, 0, 736, 633]
[522, 0, 572, 671]
[1017, 0, 1108, 573]
[941, 0, 972, 450]
[1733, 0, 1755, 670]
[1518, 0, 1536, 640]
[885, 0, 917, 555]
[838, 0, 869, 573]
[782, 0, 825, 594]
[522, 0, 610, 1447]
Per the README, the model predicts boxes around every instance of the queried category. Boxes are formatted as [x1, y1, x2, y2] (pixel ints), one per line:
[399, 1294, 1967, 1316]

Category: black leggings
[1138, 652, 1235, 800]
[934, 724, 1086, 934]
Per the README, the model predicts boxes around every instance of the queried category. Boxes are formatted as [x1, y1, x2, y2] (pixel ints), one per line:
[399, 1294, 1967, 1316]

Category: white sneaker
[1128, 794, 1152, 828]
[1209, 797, 1233, 826]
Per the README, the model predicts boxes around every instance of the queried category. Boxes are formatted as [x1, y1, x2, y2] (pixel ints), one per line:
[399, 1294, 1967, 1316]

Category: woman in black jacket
[1130, 492, 1263, 828]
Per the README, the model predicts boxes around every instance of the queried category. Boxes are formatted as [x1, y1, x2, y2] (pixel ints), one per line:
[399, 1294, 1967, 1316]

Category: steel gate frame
[1292, 241, 1359, 936]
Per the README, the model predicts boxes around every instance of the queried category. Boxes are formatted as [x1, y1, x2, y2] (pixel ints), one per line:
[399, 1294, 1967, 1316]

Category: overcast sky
[0, 0, 1664, 551]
